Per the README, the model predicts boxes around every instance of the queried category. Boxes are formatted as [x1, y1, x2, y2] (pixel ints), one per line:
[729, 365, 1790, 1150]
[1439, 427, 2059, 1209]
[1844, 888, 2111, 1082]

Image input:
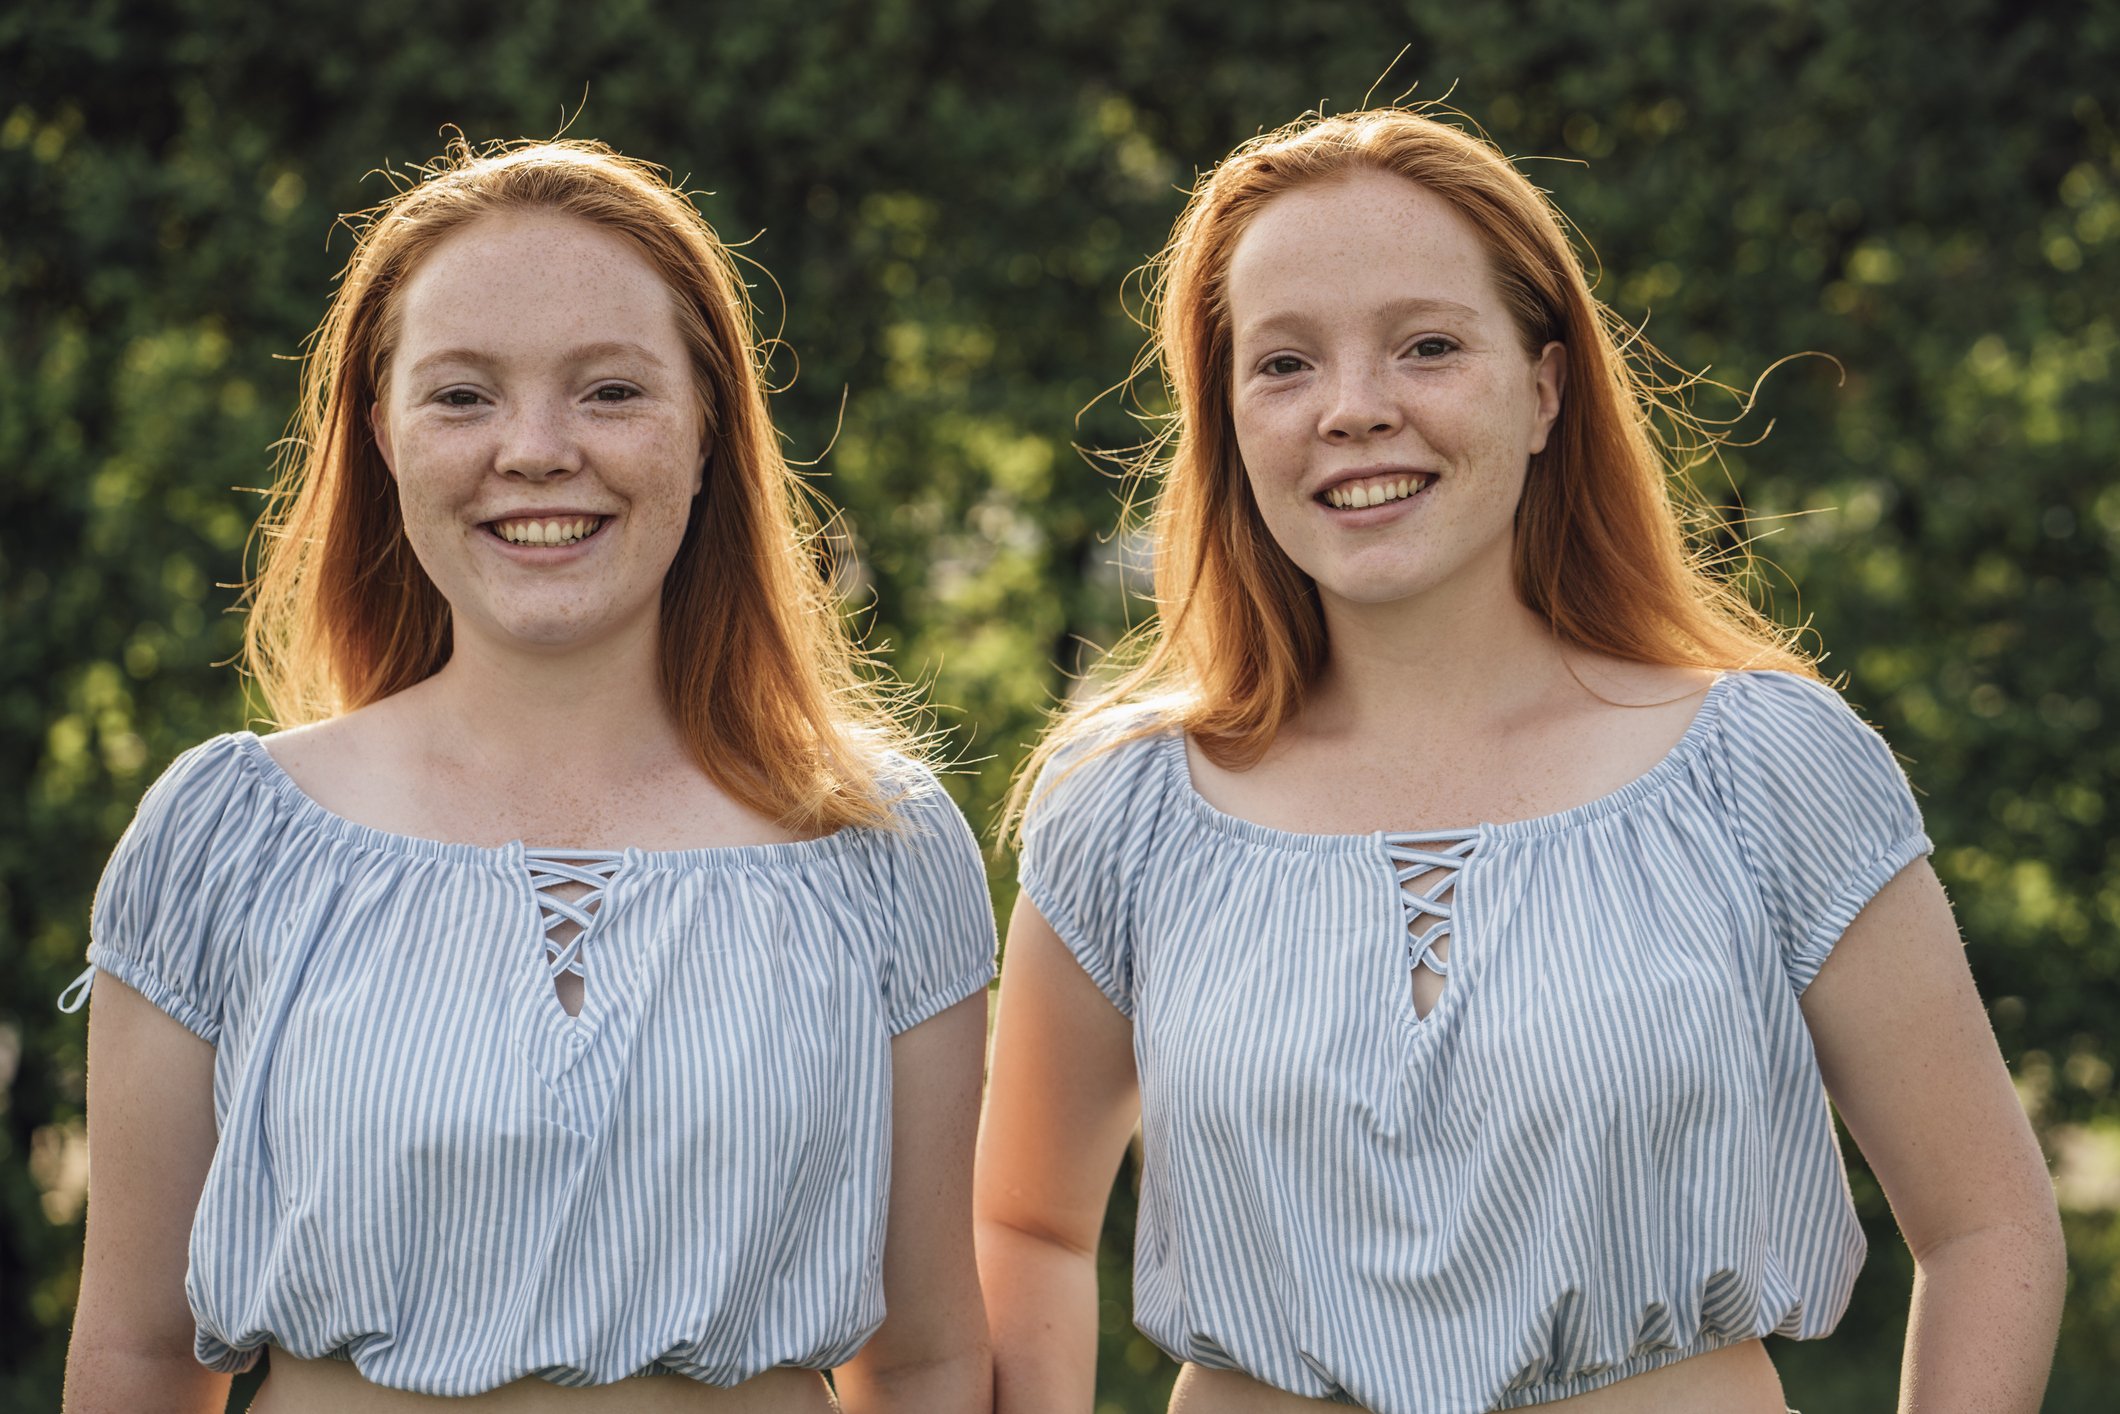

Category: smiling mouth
[485, 515, 610, 547]
[1318, 473, 1434, 510]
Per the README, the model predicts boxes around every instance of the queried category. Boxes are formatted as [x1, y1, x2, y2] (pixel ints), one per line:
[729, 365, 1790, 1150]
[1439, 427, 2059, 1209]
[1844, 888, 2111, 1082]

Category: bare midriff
[249, 1353, 840, 1413]
[1168, 1338, 1788, 1413]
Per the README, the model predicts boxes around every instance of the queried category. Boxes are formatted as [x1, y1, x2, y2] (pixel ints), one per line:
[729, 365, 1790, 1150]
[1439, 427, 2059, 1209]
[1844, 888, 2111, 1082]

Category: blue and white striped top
[1020, 670, 1932, 1412]
[73, 731, 996, 1395]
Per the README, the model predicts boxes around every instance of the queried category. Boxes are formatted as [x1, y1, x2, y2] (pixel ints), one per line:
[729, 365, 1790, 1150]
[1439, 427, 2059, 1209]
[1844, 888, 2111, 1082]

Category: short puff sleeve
[1016, 720, 1177, 1019]
[868, 763, 998, 1034]
[1714, 671, 1934, 994]
[87, 735, 269, 1043]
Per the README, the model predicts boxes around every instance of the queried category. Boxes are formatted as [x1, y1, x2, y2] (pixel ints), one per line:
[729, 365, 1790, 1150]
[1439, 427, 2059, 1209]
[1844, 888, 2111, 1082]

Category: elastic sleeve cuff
[1018, 868, 1134, 1019]
[195, 1335, 263, 1374]
[84, 944, 221, 1044]
[1785, 830, 1935, 994]
[885, 958, 997, 1035]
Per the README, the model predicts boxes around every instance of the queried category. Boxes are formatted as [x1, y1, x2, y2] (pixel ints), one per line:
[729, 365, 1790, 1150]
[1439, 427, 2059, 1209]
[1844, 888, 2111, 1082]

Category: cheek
[637, 435, 705, 524]
[1231, 396, 1308, 537]
[391, 448, 465, 531]
[382, 436, 482, 578]
[1229, 394, 1288, 476]
[620, 429, 708, 563]
[1235, 461, 1315, 580]
[393, 485, 465, 590]
[1469, 403, 1541, 486]
[389, 458, 443, 532]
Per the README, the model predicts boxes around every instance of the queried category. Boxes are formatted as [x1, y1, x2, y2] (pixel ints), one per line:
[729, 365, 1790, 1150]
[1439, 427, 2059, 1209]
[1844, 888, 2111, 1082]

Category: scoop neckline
[1161, 670, 1740, 854]
[228, 731, 854, 870]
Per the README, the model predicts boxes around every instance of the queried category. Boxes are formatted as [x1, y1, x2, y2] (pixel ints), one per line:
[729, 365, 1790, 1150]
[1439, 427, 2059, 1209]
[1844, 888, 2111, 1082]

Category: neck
[1301, 543, 1573, 742]
[412, 612, 687, 780]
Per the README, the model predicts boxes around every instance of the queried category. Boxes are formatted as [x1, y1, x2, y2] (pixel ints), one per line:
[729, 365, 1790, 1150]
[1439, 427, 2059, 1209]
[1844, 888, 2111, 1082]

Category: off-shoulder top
[64, 732, 996, 1395]
[1019, 670, 1932, 1412]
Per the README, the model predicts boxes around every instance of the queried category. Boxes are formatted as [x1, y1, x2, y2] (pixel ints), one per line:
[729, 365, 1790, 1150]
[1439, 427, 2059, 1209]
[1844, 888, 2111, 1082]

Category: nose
[494, 399, 584, 481]
[1318, 361, 1402, 443]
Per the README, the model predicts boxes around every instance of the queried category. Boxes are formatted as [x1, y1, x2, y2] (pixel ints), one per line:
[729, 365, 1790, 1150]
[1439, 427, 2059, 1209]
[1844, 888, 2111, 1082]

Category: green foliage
[3, 1, 2114, 1408]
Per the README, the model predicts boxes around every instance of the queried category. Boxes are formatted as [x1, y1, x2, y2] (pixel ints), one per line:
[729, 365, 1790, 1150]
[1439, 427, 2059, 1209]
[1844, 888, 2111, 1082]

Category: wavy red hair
[244, 137, 910, 832]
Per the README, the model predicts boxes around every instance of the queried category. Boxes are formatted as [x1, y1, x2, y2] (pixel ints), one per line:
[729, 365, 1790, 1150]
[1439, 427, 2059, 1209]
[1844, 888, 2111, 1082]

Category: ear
[1527, 341, 1567, 456]
[693, 438, 711, 497]
[370, 400, 397, 479]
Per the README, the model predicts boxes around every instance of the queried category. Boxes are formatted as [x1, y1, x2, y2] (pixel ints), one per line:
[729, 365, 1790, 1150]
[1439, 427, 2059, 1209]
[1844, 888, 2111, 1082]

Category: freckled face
[373, 211, 707, 655]
[1226, 169, 1564, 610]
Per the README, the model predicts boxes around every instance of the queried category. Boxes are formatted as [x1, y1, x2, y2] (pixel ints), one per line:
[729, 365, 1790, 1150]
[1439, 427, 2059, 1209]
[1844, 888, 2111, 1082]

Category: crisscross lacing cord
[527, 849, 625, 980]
[1382, 831, 1476, 979]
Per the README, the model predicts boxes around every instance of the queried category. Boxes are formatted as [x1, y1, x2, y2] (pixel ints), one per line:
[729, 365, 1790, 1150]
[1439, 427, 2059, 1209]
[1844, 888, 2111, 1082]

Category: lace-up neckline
[1383, 830, 1476, 981]
[525, 849, 625, 982]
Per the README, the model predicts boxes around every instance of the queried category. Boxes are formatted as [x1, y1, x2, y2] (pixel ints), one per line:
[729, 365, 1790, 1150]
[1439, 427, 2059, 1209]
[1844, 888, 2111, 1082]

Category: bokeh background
[4, 0, 2116, 1409]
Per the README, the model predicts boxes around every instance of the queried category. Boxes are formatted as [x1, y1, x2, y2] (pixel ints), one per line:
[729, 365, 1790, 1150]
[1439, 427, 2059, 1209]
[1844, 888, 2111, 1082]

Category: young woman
[976, 109, 2064, 1413]
[61, 140, 993, 1413]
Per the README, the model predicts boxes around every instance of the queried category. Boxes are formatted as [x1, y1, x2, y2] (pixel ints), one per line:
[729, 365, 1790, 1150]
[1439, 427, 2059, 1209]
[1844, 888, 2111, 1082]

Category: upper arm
[66, 973, 227, 1408]
[838, 991, 991, 1382]
[1801, 860, 2059, 1260]
[975, 894, 1141, 1258]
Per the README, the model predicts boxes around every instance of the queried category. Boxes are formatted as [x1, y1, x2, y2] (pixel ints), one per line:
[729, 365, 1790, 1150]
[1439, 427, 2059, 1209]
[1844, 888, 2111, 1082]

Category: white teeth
[495, 517, 599, 545]
[1324, 475, 1431, 510]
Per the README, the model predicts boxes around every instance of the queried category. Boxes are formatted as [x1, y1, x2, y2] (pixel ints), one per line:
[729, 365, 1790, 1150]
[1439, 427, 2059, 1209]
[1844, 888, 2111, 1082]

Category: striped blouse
[71, 732, 995, 1395]
[1020, 670, 1932, 1412]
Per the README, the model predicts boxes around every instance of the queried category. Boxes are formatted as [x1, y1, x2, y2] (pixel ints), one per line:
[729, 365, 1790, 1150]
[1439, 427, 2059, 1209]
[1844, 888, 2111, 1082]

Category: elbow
[844, 1337, 994, 1413]
[1909, 1198, 2067, 1292]
[975, 1209, 1100, 1265]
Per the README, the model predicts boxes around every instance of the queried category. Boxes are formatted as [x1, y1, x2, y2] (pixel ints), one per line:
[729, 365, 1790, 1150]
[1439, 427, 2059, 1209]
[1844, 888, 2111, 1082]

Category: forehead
[1225, 168, 1503, 331]
[390, 210, 686, 363]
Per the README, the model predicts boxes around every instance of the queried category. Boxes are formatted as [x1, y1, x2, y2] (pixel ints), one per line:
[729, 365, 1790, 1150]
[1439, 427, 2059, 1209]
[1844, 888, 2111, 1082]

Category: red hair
[245, 137, 910, 832]
[1012, 107, 1814, 831]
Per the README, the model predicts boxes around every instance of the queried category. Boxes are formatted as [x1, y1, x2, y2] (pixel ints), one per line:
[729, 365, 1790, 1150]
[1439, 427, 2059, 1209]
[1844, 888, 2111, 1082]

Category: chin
[478, 607, 617, 651]
[1317, 580, 1434, 609]
[1304, 556, 1444, 608]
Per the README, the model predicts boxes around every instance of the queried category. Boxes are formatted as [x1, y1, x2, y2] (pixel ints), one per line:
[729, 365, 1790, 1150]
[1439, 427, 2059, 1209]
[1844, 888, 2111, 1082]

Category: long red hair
[1012, 107, 1814, 831]
[244, 137, 911, 832]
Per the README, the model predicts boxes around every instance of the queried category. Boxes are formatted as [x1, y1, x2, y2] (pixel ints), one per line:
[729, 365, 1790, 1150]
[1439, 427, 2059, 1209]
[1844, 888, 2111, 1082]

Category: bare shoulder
[1506, 655, 1724, 816]
[258, 693, 414, 770]
[254, 690, 436, 826]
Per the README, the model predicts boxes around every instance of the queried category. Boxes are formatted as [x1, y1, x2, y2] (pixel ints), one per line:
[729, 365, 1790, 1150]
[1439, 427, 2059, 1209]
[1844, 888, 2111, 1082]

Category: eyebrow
[404, 340, 673, 379]
[1237, 296, 1483, 343]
